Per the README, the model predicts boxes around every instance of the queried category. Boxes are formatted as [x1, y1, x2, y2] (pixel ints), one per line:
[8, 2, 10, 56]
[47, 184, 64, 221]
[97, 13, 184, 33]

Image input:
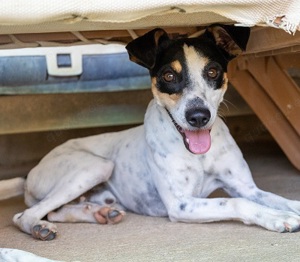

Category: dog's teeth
[186, 138, 190, 144]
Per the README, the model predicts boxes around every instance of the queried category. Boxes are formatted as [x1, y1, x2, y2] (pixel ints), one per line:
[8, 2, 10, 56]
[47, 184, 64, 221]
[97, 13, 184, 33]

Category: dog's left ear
[126, 28, 170, 70]
[205, 24, 250, 60]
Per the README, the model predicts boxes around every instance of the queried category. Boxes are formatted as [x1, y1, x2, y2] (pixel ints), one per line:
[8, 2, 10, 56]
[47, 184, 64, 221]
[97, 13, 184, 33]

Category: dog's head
[126, 25, 250, 154]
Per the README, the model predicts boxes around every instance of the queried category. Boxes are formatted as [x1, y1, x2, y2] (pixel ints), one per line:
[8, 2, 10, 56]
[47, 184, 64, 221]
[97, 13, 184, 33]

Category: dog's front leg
[152, 161, 300, 232]
[208, 137, 300, 225]
[220, 165, 300, 217]
[164, 194, 300, 232]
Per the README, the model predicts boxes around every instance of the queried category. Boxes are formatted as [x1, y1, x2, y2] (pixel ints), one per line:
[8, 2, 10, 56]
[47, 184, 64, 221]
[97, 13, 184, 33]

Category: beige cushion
[0, 1, 299, 34]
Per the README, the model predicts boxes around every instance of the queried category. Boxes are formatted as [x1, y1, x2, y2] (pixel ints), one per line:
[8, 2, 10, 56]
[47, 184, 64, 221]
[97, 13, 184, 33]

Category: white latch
[0, 44, 127, 78]
[46, 50, 82, 77]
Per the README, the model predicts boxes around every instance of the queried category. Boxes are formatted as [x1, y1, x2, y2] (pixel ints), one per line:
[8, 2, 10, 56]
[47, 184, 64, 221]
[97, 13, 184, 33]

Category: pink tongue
[184, 129, 211, 154]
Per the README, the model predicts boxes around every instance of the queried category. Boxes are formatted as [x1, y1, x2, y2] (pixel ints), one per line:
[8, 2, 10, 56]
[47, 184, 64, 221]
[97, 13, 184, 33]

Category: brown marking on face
[128, 53, 147, 68]
[129, 55, 140, 64]
[151, 77, 181, 108]
[171, 60, 182, 73]
[221, 73, 228, 91]
[154, 30, 166, 47]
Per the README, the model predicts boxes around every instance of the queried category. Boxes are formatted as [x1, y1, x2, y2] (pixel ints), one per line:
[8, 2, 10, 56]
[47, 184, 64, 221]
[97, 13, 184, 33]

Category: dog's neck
[144, 99, 189, 155]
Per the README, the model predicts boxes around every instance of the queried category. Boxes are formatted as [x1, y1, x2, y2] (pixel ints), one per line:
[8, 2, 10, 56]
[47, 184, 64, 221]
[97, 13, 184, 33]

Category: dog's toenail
[46, 232, 56, 241]
[40, 228, 50, 238]
[108, 210, 120, 219]
[33, 225, 41, 233]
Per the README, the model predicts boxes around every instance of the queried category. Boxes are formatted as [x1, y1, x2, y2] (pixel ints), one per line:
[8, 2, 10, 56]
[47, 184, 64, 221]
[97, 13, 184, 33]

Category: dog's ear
[126, 28, 170, 69]
[204, 24, 250, 60]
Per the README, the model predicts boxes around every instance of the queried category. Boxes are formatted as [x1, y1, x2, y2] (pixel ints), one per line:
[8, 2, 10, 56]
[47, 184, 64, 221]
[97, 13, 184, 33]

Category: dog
[1, 25, 300, 241]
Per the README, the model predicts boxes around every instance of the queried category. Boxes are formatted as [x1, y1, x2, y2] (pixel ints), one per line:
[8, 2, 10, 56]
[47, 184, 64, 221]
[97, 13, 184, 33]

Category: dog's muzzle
[166, 109, 211, 154]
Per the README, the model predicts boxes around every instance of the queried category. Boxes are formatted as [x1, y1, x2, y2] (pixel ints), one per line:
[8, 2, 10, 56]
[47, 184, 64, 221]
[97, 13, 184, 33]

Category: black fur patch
[202, 61, 225, 90]
[150, 37, 228, 95]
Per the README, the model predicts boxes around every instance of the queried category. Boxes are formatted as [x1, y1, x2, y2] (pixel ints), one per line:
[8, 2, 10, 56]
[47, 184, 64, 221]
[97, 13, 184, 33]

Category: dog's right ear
[126, 28, 170, 70]
[204, 24, 250, 61]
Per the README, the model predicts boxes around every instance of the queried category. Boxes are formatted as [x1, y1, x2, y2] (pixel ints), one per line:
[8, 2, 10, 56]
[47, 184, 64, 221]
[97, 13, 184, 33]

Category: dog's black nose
[185, 108, 211, 128]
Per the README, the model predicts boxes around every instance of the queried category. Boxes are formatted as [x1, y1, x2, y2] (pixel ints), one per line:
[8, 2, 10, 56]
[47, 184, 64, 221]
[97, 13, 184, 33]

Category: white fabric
[0, 1, 299, 34]
[0, 248, 65, 262]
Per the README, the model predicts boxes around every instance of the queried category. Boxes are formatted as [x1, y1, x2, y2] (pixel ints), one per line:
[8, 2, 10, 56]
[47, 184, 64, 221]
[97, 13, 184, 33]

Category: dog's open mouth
[167, 110, 211, 154]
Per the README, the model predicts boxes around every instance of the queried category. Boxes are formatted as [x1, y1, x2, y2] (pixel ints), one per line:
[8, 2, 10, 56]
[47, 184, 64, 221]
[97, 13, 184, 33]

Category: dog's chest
[103, 129, 168, 216]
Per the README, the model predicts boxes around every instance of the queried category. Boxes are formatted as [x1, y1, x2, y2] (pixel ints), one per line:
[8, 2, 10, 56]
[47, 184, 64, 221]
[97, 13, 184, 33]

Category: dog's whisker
[222, 99, 238, 112]
[217, 111, 227, 122]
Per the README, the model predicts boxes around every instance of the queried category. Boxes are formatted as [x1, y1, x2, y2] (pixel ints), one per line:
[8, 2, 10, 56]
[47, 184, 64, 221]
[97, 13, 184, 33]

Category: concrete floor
[1, 140, 300, 262]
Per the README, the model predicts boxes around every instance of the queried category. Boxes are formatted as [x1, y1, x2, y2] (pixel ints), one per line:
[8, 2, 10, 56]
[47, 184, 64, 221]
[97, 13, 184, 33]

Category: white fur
[0, 248, 63, 262]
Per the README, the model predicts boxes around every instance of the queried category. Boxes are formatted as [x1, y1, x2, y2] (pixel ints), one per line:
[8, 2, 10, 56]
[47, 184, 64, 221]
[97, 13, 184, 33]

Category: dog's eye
[163, 71, 175, 82]
[207, 68, 218, 79]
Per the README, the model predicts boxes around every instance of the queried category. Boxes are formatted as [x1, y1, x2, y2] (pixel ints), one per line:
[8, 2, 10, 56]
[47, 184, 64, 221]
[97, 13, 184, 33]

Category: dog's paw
[31, 222, 57, 241]
[94, 207, 125, 224]
[277, 218, 300, 233]
[262, 212, 300, 233]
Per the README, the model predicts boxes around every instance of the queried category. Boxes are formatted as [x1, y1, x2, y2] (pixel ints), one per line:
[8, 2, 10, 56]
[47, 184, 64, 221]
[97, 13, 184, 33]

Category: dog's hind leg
[47, 202, 125, 224]
[13, 153, 114, 240]
[48, 188, 125, 224]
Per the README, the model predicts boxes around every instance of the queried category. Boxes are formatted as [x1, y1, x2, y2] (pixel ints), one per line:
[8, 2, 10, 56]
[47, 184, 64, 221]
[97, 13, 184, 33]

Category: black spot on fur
[180, 203, 187, 211]
[255, 213, 262, 219]
[219, 200, 228, 206]
[256, 192, 264, 199]
[105, 198, 115, 205]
